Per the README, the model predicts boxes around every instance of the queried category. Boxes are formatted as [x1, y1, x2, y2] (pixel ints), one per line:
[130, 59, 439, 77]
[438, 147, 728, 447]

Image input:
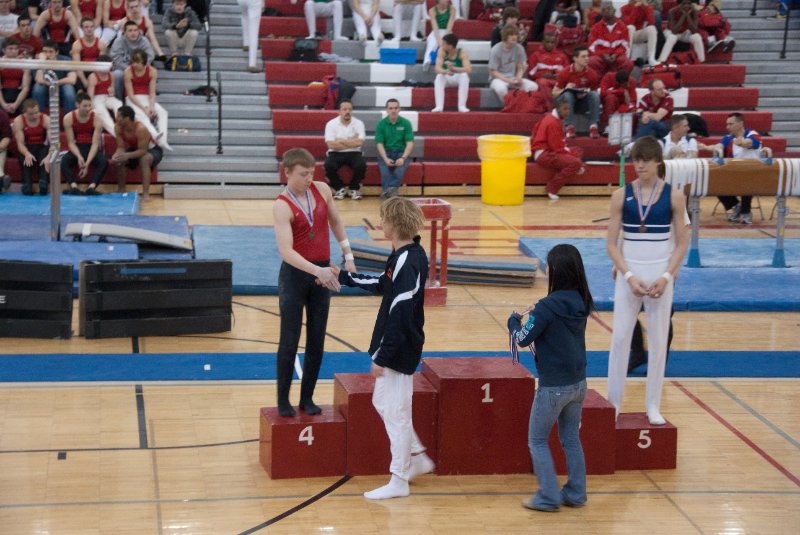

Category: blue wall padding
[192, 225, 372, 295]
[0, 192, 139, 216]
[0, 350, 796, 382]
[519, 237, 800, 312]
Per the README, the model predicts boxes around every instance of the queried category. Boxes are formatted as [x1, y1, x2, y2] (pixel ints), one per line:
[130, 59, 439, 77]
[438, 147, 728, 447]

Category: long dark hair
[546, 244, 594, 311]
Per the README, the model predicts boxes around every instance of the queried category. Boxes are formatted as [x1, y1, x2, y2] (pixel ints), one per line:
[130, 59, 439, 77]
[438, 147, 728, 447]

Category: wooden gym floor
[0, 195, 798, 534]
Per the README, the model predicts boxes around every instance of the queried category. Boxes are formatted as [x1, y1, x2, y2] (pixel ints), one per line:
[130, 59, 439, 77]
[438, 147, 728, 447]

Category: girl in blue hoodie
[508, 243, 593, 512]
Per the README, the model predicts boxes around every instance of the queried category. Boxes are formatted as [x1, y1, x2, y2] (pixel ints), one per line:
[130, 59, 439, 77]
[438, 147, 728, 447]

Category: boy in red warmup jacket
[531, 100, 585, 200]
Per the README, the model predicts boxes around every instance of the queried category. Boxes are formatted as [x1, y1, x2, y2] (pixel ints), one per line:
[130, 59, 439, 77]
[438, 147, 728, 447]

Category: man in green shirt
[375, 98, 414, 198]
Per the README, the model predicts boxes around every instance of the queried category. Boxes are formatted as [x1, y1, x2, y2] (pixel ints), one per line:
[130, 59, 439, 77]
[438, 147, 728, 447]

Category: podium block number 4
[638, 430, 651, 449]
[299, 426, 315, 446]
[481, 383, 493, 403]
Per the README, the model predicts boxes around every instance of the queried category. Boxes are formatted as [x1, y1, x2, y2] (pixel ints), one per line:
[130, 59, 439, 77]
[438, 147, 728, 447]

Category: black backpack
[288, 38, 319, 62]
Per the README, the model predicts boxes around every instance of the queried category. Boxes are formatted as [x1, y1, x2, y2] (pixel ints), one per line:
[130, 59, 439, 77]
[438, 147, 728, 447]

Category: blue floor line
[0, 351, 796, 382]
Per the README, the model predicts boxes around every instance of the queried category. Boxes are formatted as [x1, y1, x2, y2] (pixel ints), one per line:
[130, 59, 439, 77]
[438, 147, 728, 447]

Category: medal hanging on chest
[286, 187, 315, 239]
[635, 181, 659, 233]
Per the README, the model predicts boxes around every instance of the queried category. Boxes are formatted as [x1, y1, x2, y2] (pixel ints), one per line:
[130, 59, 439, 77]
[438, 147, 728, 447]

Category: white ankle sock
[408, 453, 435, 481]
[647, 408, 666, 426]
[363, 474, 409, 500]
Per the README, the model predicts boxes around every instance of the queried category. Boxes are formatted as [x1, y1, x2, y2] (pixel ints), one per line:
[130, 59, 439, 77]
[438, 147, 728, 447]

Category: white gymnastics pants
[238, 0, 262, 67]
[372, 367, 426, 480]
[607, 258, 673, 415]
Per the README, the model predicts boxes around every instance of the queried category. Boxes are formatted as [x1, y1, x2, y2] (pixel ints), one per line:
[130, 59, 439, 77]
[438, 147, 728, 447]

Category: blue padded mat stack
[192, 225, 372, 295]
[0, 215, 192, 260]
[519, 237, 800, 312]
[0, 192, 139, 215]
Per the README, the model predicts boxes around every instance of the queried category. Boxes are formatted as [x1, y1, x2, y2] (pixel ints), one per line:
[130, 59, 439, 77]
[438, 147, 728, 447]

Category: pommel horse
[664, 156, 800, 268]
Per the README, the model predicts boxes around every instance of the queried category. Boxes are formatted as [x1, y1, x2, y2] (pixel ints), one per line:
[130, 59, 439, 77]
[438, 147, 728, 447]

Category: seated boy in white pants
[432, 33, 472, 112]
[334, 197, 435, 500]
[304, 0, 345, 40]
[489, 24, 538, 102]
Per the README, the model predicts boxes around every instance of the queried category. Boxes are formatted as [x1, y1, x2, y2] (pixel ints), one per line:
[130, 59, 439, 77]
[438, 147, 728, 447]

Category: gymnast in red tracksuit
[531, 100, 585, 200]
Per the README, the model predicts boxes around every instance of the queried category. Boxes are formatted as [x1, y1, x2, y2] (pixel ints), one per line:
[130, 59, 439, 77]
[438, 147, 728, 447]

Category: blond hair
[380, 197, 425, 241]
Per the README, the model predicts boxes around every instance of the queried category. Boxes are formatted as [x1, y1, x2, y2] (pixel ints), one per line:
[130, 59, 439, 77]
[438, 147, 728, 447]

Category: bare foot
[141, 193, 151, 202]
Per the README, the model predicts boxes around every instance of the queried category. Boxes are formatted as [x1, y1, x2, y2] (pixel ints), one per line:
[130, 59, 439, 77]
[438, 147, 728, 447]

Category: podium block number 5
[481, 383, 493, 403]
[637, 430, 652, 449]
[299, 426, 315, 446]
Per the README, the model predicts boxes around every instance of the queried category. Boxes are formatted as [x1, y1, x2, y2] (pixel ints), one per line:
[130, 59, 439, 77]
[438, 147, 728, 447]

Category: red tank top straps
[47, 7, 69, 43]
[92, 72, 112, 96]
[109, 0, 126, 21]
[79, 37, 100, 62]
[121, 121, 155, 149]
[136, 17, 147, 33]
[1, 68, 24, 90]
[129, 64, 150, 96]
[277, 183, 331, 263]
[22, 113, 47, 145]
[71, 110, 95, 145]
[78, 0, 97, 18]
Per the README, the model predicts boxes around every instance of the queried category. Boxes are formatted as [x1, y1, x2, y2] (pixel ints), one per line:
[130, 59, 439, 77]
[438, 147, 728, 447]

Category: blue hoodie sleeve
[508, 300, 553, 348]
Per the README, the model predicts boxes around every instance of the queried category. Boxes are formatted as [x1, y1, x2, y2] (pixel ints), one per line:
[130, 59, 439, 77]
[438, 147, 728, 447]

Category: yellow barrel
[477, 134, 532, 205]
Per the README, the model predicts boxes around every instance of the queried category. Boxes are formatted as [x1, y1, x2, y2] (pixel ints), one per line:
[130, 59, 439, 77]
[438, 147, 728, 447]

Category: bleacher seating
[260, 0, 786, 195]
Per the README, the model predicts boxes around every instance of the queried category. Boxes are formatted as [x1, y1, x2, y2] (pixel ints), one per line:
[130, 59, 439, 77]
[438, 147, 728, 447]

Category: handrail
[217, 71, 223, 155]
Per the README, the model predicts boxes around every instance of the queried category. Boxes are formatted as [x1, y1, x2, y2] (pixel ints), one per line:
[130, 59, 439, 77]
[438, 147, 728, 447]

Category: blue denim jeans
[377, 149, 409, 192]
[528, 379, 587, 509]
[635, 119, 669, 140]
[556, 90, 600, 127]
[32, 82, 76, 113]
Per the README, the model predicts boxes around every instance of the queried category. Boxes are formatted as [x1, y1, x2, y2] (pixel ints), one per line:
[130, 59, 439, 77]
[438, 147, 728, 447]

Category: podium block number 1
[299, 426, 315, 446]
[481, 383, 493, 403]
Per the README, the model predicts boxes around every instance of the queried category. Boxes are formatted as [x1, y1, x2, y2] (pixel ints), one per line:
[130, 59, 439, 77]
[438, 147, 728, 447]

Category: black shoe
[39, 186, 48, 195]
[299, 399, 322, 415]
[0, 175, 10, 191]
[154, 54, 168, 63]
[84, 187, 101, 195]
[64, 186, 81, 195]
[721, 38, 736, 54]
[628, 351, 647, 374]
[278, 400, 297, 418]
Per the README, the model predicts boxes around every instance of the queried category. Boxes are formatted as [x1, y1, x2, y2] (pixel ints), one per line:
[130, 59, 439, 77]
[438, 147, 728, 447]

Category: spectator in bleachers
[162, 0, 200, 57]
[599, 69, 635, 128]
[489, 24, 538, 103]
[0, 109, 11, 192]
[621, 0, 658, 67]
[61, 90, 107, 194]
[120, 0, 167, 60]
[103, 0, 127, 39]
[351, 0, 384, 45]
[87, 53, 122, 135]
[13, 98, 50, 195]
[698, 0, 734, 54]
[588, 2, 633, 78]
[0, 0, 20, 40]
[550, 0, 581, 25]
[12, 13, 44, 57]
[72, 17, 106, 89]
[72, 0, 106, 40]
[699, 112, 762, 225]
[490, 7, 528, 48]
[32, 40, 77, 112]
[633, 77, 672, 140]
[657, 0, 705, 64]
[765, 0, 791, 20]
[110, 20, 153, 96]
[391, 0, 424, 42]
[375, 98, 414, 199]
[123, 47, 169, 150]
[553, 45, 600, 139]
[645, 0, 662, 28]
[661, 113, 697, 159]
[531, 99, 585, 200]
[432, 32, 471, 112]
[304, 0, 345, 41]
[111, 103, 161, 200]
[33, 0, 79, 56]
[238, 0, 261, 73]
[0, 38, 32, 114]
[583, 0, 602, 29]
[324, 99, 366, 201]
[528, 31, 569, 109]
[422, 0, 455, 71]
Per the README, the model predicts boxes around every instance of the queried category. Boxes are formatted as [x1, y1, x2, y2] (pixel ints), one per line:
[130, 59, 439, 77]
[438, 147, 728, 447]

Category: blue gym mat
[192, 225, 372, 295]
[0, 215, 192, 260]
[0, 350, 796, 382]
[0, 192, 139, 215]
[519, 237, 800, 312]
